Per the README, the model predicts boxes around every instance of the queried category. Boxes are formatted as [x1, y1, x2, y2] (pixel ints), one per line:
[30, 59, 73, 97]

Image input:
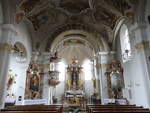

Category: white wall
[6, 23, 32, 105]
[116, 25, 149, 108]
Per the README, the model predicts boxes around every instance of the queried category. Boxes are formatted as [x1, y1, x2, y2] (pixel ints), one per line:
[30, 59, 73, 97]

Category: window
[57, 60, 66, 81]
[82, 59, 92, 80]
[120, 24, 132, 62]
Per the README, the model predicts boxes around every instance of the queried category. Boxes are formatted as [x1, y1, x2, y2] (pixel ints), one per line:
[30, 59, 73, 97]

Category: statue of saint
[29, 71, 40, 99]
[25, 63, 44, 99]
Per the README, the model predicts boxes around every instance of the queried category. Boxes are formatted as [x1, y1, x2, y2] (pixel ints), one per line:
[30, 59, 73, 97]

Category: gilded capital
[134, 41, 150, 51]
[0, 43, 13, 52]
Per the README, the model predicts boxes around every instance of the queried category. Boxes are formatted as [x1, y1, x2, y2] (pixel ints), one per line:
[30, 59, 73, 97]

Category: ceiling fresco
[14, 0, 136, 51]
[59, 0, 89, 14]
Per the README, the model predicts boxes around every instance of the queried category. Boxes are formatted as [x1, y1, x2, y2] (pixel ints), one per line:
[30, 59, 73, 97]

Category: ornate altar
[25, 63, 44, 99]
[105, 60, 124, 99]
[66, 58, 83, 90]
[64, 58, 85, 108]
[65, 90, 85, 108]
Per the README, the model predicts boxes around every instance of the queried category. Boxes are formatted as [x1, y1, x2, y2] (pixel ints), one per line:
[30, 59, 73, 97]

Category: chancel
[0, 0, 150, 113]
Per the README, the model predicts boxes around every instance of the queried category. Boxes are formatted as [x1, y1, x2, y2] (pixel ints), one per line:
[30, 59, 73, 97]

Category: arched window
[120, 24, 132, 62]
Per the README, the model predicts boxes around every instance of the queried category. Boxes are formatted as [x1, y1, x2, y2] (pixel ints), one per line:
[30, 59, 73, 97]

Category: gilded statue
[7, 70, 14, 90]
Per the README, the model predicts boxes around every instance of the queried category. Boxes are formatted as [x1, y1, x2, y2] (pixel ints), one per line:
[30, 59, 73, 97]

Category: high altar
[65, 59, 85, 108]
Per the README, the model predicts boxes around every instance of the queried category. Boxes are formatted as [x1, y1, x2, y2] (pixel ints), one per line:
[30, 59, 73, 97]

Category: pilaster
[0, 24, 17, 108]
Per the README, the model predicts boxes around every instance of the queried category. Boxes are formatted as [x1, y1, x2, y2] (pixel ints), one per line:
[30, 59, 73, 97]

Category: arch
[112, 17, 131, 51]
[51, 31, 95, 54]
[38, 23, 110, 53]
[48, 29, 109, 54]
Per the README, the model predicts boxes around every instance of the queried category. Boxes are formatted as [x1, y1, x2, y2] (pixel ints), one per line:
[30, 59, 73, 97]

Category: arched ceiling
[13, 0, 137, 51]
[49, 30, 96, 64]
[58, 43, 94, 65]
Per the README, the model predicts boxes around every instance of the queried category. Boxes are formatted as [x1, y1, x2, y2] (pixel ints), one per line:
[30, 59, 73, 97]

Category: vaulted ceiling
[14, 0, 137, 51]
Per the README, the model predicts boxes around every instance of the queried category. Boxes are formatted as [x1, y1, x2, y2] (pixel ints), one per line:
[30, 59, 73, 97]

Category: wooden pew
[1, 105, 63, 113]
[0, 111, 57, 113]
[87, 104, 150, 113]
[89, 108, 149, 113]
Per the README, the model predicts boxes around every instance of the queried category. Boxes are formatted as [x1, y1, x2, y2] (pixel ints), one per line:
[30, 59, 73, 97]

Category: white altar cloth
[23, 99, 47, 105]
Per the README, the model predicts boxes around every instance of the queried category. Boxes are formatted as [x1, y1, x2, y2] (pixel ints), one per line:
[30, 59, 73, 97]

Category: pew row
[1, 105, 63, 113]
[87, 104, 150, 113]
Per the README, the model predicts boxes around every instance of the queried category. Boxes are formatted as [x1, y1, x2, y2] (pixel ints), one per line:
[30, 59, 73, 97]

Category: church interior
[0, 0, 150, 113]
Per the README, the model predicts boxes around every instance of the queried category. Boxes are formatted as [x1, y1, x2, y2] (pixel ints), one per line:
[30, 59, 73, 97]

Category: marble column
[97, 51, 115, 104]
[0, 24, 17, 108]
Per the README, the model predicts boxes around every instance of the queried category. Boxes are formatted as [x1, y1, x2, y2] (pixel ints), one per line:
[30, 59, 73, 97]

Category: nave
[0, 0, 150, 112]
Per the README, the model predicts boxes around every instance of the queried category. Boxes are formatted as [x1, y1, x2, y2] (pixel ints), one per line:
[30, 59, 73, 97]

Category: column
[97, 51, 115, 104]
[93, 58, 101, 99]
[0, 24, 17, 108]
[42, 52, 51, 105]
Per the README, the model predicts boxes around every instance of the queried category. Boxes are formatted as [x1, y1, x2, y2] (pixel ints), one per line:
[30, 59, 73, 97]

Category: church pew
[91, 111, 150, 113]
[0, 111, 58, 113]
[87, 106, 144, 110]
[86, 105, 150, 113]
[1, 105, 63, 113]
[88, 108, 150, 113]
[87, 104, 138, 108]
[86, 105, 143, 113]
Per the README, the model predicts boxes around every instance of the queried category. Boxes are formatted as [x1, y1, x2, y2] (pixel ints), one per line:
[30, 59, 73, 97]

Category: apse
[49, 31, 97, 103]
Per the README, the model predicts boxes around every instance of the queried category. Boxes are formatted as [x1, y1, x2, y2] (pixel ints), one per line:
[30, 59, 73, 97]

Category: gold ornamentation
[43, 64, 49, 68]
[134, 41, 150, 50]
[96, 63, 108, 68]
[7, 73, 14, 89]
[0, 43, 13, 52]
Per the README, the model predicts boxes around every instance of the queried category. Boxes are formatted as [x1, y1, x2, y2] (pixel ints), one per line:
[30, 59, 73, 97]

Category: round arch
[112, 17, 132, 51]
[49, 29, 110, 54]
[38, 23, 110, 53]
